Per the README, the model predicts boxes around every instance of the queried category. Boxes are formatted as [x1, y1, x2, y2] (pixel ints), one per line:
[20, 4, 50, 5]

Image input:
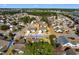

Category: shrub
[0, 25, 9, 30]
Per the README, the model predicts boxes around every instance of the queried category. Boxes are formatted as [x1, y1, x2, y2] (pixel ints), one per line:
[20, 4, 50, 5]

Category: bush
[0, 25, 9, 30]
[49, 35, 56, 48]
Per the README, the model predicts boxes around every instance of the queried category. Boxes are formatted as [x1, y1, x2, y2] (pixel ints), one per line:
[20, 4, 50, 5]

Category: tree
[9, 32, 15, 38]
[11, 21, 18, 25]
[27, 12, 57, 16]
[0, 25, 9, 30]
[30, 17, 36, 21]
[41, 16, 48, 23]
[19, 16, 36, 24]
[23, 42, 54, 55]
[19, 16, 30, 24]
[49, 35, 56, 48]
[75, 30, 79, 36]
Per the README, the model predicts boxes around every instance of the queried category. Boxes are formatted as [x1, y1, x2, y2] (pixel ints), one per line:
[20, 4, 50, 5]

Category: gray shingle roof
[57, 36, 69, 45]
[65, 48, 77, 55]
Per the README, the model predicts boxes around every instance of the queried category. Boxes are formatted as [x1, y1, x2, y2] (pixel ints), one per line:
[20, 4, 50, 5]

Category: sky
[0, 4, 79, 9]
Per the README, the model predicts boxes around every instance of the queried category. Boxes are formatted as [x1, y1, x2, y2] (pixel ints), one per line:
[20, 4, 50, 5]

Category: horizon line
[0, 4, 79, 9]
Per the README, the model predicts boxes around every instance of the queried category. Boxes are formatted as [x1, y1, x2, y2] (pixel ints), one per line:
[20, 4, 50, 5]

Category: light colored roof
[56, 29, 63, 33]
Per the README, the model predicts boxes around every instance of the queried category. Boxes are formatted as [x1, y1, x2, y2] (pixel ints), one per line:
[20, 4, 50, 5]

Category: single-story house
[39, 21, 47, 28]
[39, 27, 47, 33]
[56, 36, 70, 47]
[56, 36, 79, 49]
[54, 26, 63, 33]
[27, 24, 37, 33]
[76, 25, 79, 32]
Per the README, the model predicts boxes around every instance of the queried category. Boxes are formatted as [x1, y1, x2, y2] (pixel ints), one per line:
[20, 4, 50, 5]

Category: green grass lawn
[23, 42, 55, 55]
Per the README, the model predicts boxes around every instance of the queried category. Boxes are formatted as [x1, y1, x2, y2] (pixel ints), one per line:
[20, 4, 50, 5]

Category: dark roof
[76, 25, 79, 31]
[57, 36, 69, 45]
[65, 48, 77, 55]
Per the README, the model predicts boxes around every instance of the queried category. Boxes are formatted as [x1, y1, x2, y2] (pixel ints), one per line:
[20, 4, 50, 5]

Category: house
[76, 25, 79, 33]
[9, 25, 14, 31]
[0, 39, 9, 52]
[19, 22, 25, 26]
[56, 36, 79, 49]
[14, 49, 24, 55]
[0, 45, 3, 49]
[56, 36, 71, 47]
[31, 20, 37, 24]
[66, 21, 74, 28]
[25, 30, 30, 36]
[0, 20, 4, 23]
[28, 27, 36, 33]
[39, 21, 47, 28]
[0, 18, 4, 25]
[54, 26, 63, 33]
[72, 16, 79, 24]
[65, 48, 77, 55]
[27, 24, 37, 33]
[38, 30, 42, 34]
[39, 27, 47, 33]
[56, 29, 63, 33]
[6, 22, 10, 26]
